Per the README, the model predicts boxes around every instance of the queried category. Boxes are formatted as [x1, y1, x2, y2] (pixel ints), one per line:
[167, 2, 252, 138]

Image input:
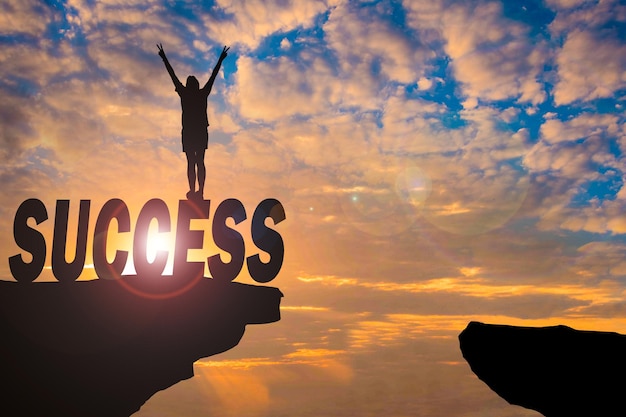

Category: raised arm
[202, 46, 229, 93]
[157, 43, 183, 91]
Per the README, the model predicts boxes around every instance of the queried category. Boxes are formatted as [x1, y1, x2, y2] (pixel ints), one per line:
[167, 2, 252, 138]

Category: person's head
[186, 75, 199, 90]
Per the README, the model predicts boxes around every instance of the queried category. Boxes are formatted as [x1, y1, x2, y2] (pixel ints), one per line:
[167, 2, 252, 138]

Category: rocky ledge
[459, 321, 626, 417]
[0, 276, 282, 416]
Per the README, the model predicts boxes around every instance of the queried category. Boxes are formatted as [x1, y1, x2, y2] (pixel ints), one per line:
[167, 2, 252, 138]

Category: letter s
[247, 199, 285, 283]
[9, 198, 48, 282]
[209, 198, 246, 282]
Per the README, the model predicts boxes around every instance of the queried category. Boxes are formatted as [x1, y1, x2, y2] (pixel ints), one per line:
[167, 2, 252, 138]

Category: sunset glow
[2, 0, 626, 416]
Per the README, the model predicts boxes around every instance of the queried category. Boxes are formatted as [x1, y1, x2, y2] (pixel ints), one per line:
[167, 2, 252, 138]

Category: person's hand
[157, 43, 166, 59]
[220, 45, 230, 60]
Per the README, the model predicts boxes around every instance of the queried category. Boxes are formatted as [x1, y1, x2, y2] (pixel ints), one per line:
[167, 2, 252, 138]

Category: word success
[9, 198, 285, 283]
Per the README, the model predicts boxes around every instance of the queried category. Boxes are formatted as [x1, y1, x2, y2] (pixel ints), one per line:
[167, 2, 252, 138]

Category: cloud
[228, 55, 335, 121]
[280, 38, 291, 50]
[520, 113, 626, 234]
[525, 133, 613, 180]
[324, 1, 434, 85]
[0, 41, 86, 87]
[226, 1, 437, 124]
[377, 90, 460, 154]
[519, 109, 625, 235]
[296, 273, 607, 302]
[553, 28, 626, 105]
[544, 0, 591, 10]
[545, 0, 626, 105]
[540, 113, 620, 144]
[557, 199, 626, 235]
[417, 77, 434, 90]
[227, 44, 404, 124]
[0, 94, 38, 164]
[518, 174, 626, 236]
[547, 0, 626, 35]
[399, 105, 531, 236]
[202, 0, 337, 50]
[579, 300, 626, 318]
[66, 0, 168, 37]
[291, 273, 590, 319]
[0, 0, 51, 37]
[224, 2, 546, 244]
[404, 0, 548, 104]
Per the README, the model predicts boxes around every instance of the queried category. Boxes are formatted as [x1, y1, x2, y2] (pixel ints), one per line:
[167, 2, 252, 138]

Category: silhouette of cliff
[459, 321, 626, 417]
[0, 276, 282, 416]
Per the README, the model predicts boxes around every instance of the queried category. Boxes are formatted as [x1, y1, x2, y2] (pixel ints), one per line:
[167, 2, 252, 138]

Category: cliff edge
[0, 276, 282, 416]
[459, 321, 626, 416]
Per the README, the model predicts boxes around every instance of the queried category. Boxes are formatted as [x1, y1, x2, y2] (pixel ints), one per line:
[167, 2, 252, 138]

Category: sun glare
[139, 227, 176, 277]
[146, 232, 171, 264]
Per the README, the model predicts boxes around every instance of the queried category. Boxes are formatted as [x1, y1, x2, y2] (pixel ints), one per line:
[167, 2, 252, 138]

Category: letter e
[209, 199, 246, 282]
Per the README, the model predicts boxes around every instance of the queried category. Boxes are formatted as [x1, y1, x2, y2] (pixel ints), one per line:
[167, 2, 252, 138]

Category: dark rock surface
[459, 321, 626, 417]
[0, 276, 282, 416]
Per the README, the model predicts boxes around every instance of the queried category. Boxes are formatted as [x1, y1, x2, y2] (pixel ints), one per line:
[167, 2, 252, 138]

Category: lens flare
[395, 165, 432, 206]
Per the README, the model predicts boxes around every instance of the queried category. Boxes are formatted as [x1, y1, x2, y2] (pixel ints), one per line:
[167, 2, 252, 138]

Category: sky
[2, 0, 626, 415]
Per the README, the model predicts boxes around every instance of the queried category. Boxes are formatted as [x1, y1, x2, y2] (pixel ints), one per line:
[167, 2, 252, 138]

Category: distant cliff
[0, 276, 282, 416]
[459, 321, 626, 417]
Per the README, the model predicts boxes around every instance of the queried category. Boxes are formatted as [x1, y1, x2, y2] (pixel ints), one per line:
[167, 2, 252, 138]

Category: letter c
[93, 199, 130, 280]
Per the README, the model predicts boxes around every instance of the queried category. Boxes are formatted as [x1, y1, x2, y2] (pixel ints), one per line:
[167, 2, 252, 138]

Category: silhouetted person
[158, 43, 229, 200]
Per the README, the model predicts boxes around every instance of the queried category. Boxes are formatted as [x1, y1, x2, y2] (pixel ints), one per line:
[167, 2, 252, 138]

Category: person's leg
[197, 149, 206, 198]
[185, 151, 196, 195]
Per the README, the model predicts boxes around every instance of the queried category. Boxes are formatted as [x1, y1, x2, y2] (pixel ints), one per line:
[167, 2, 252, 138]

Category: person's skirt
[182, 127, 208, 153]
